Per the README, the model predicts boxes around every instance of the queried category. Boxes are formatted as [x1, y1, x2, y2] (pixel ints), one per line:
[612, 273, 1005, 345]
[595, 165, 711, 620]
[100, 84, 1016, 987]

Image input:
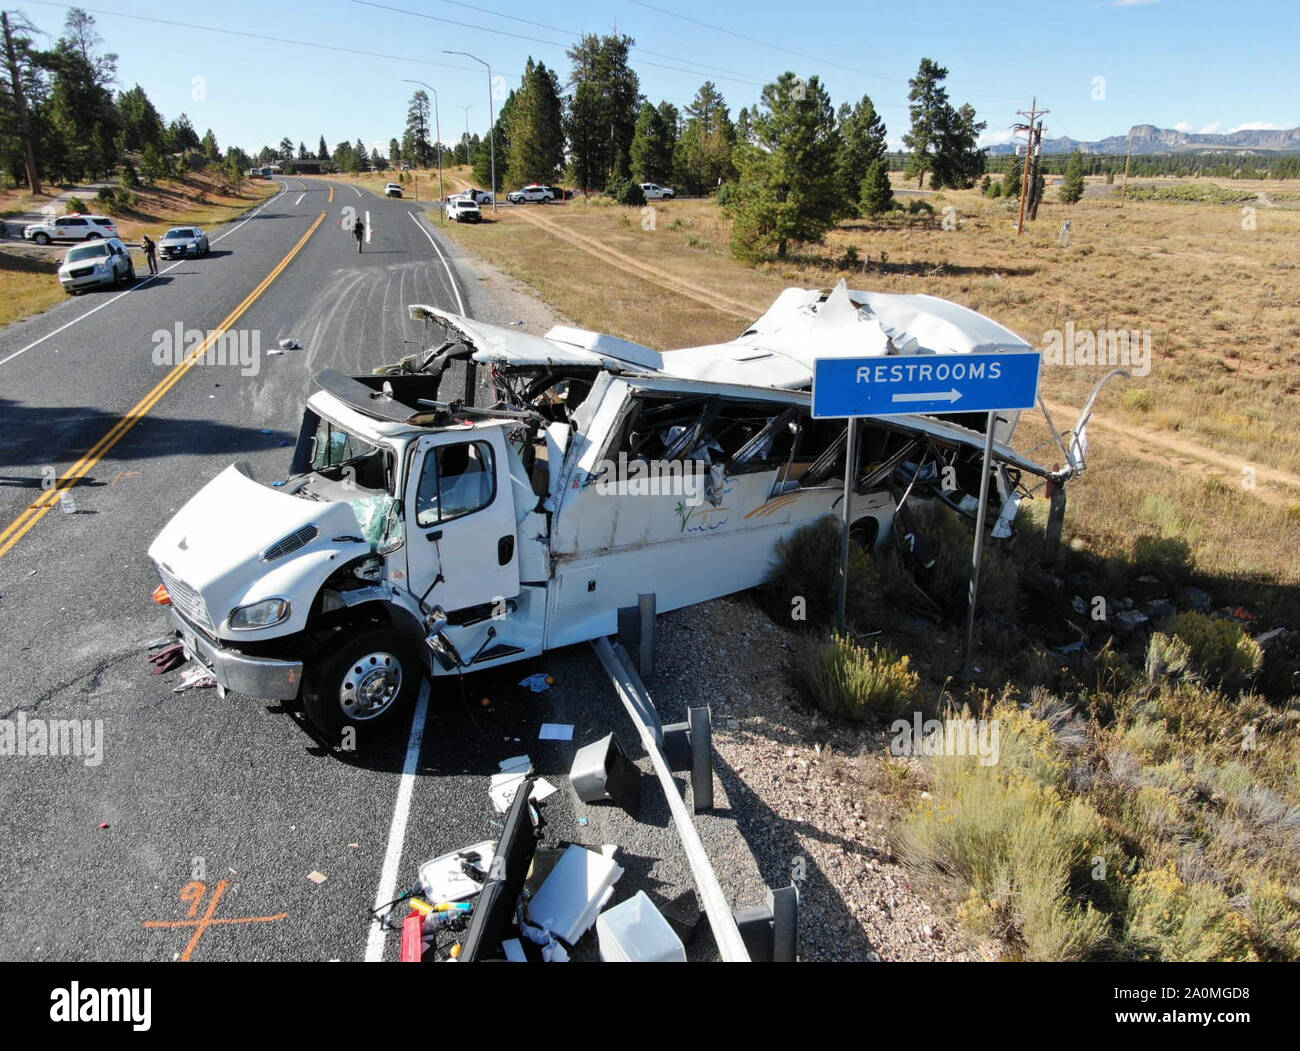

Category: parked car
[640, 183, 675, 200]
[447, 196, 482, 223]
[24, 214, 118, 245]
[507, 184, 553, 204]
[159, 227, 210, 259]
[384, 183, 403, 198]
[462, 188, 494, 206]
[58, 237, 134, 293]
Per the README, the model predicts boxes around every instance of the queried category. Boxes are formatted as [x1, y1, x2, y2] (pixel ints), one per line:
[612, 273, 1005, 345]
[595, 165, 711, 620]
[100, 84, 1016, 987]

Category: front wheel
[33, 232, 50, 245]
[303, 626, 421, 740]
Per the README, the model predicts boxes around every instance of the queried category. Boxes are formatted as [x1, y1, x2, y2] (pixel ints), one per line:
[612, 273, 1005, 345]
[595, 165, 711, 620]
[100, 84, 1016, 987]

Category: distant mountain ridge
[986, 124, 1300, 156]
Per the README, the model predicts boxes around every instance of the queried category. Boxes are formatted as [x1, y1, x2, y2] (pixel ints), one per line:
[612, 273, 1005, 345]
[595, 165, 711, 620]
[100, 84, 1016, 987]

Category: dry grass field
[437, 171, 1300, 595]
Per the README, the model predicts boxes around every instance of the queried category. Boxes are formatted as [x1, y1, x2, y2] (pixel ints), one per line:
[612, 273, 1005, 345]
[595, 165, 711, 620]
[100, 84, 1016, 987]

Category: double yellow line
[0, 210, 327, 560]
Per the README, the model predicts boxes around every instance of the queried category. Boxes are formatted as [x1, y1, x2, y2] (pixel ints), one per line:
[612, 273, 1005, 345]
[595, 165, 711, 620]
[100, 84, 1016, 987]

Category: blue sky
[22, 0, 1299, 155]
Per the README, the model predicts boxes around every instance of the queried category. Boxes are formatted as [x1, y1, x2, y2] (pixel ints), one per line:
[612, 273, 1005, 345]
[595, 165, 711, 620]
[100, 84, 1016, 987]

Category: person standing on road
[141, 233, 158, 275]
[353, 215, 364, 253]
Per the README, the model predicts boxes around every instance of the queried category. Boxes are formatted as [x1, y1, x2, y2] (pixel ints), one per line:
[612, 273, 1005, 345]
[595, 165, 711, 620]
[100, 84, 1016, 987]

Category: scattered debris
[538, 723, 573, 741]
[596, 890, 686, 962]
[306, 871, 328, 885]
[172, 665, 217, 692]
[518, 673, 552, 693]
[148, 642, 186, 674]
[418, 842, 493, 903]
[278, 338, 301, 350]
[526, 843, 623, 945]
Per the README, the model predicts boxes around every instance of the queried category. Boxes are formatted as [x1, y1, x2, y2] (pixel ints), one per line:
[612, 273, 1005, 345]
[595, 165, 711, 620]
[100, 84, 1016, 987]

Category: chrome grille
[156, 563, 212, 631]
[262, 524, 318, 562]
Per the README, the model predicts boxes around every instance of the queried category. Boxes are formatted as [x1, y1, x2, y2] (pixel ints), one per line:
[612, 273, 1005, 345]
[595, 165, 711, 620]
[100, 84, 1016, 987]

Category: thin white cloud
[1113, 0, 1159, 6]
[1199, 122, 1220, 134]
[1226, 121, 1284, 133]
[1173, 121, 1194, 132]
[978, 128, 1017, 147]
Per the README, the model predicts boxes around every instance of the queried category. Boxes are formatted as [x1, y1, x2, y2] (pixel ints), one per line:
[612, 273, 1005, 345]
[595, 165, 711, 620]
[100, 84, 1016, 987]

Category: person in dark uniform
[141, 233, 158, 275]
[353, 216, 364, 253]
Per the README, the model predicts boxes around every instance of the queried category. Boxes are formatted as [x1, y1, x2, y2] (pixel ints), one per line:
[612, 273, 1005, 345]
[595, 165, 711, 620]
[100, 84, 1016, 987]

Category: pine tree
[724, 72, 840, 260]
[565, 33, 640, 191]
[859, 157, 894, 215]
[405, 90, 433, 168]
[506, 58, 565, 186]
[835, 94, 887, 215]
[674, 81, 735, 195]
[1003, 159, 1022, 200]
[1059, 148, 1086, 203]
[318, 135, 329, 160]
[903, 58, 948, 189]
[630, 101, 676, 183]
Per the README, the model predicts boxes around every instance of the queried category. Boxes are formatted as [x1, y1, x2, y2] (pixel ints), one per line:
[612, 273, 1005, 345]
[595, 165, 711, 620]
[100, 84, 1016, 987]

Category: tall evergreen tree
[930, 102, 986, 188]
[674, 81, 735, 195]
[318, 134, 329, 160]
[506, 57, 565, 185]
[47, 9, 119, 179]
[630, 101, 675, 184]
[404, 89, 432, 167]
[903, 58, 949, 189]
[202, 129, 221, 161]
[116, 84, 165, 153]
[835, 94, 888, 215]
[724, 72, 840, 260]
[564, 33, 639, 191]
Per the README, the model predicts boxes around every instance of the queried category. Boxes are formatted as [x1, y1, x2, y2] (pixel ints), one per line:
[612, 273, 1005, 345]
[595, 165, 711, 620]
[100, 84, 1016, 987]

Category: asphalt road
[0, 177, 767, 962]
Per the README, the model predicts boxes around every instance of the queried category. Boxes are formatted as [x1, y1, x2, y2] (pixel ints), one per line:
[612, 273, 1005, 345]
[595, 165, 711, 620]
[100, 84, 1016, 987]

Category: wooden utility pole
[1120, 128, 1134, 201]
[1014, 98, 1048, 236]
[2, 12, 42, 196]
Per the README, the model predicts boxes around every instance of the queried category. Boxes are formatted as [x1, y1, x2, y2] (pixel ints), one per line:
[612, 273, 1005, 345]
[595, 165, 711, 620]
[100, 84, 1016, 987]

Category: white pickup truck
[149, 283, 1088, 741]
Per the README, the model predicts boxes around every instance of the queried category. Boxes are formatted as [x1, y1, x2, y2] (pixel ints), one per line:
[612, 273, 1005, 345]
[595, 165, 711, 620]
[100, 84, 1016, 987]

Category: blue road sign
[811, 351, 1041, 419]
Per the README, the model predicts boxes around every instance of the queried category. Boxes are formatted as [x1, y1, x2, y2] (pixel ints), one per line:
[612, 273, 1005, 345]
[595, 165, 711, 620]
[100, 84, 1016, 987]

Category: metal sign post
[836, 419, 856, 635]
[812, 351, 1041, 666]
[961, 411, 997, 681]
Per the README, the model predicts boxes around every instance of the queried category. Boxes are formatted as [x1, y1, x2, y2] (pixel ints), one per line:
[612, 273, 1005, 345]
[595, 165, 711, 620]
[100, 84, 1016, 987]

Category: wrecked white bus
[148, 282, 1101, 738]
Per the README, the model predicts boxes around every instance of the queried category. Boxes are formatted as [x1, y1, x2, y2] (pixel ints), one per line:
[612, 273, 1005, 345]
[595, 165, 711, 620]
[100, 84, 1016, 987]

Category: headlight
[228, 598, 290, 629]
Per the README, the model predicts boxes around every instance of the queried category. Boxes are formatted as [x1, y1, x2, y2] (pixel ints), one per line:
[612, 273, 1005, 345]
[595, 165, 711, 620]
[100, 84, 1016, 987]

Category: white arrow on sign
[891, 388, 962, 404]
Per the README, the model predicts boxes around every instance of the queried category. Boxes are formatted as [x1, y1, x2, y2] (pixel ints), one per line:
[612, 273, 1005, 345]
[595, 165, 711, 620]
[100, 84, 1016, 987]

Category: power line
[23, 0, 498, 78]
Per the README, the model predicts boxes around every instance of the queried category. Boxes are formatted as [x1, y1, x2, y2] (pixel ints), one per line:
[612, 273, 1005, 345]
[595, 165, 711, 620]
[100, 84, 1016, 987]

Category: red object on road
[399, 910, 424, 962]
[152, 584, 171, 605]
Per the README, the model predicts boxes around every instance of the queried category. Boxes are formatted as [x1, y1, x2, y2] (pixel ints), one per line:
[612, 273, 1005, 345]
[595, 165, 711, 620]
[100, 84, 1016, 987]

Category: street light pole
[444, 50, 496, 213]
[458, 104, 472, 167]
[401, 79, 444, 218]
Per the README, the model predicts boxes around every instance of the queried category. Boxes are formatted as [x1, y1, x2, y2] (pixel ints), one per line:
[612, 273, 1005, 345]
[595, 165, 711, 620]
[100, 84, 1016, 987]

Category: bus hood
[147, 465, 371, 640]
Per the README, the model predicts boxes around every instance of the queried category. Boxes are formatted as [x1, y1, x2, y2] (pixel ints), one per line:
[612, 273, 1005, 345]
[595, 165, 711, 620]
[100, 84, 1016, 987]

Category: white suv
[25, 214, 118, 245]
[639, 183, 675, 200]
[384, 183, 403, 198]
[507, 184, 553, 204]
[58, 237, 135, 293]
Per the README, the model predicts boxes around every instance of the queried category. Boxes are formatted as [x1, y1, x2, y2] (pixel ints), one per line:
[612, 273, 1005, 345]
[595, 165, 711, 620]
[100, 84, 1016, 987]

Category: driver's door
[405, 430, 520, 613]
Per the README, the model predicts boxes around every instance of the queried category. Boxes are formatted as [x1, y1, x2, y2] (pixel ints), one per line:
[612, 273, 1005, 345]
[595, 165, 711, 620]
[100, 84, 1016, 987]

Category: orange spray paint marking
[143, 879, 288, 961]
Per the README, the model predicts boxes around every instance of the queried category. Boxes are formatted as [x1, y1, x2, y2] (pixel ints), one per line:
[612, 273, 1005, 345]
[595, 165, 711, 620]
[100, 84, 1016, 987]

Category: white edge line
[0, 183, 287, 370]
[363, 680, 430, 962]
[407, 211, 467, 315]
[294, 192, 305, 206]
[365, 211, 372, 244]
[352, 185, 362, 198]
